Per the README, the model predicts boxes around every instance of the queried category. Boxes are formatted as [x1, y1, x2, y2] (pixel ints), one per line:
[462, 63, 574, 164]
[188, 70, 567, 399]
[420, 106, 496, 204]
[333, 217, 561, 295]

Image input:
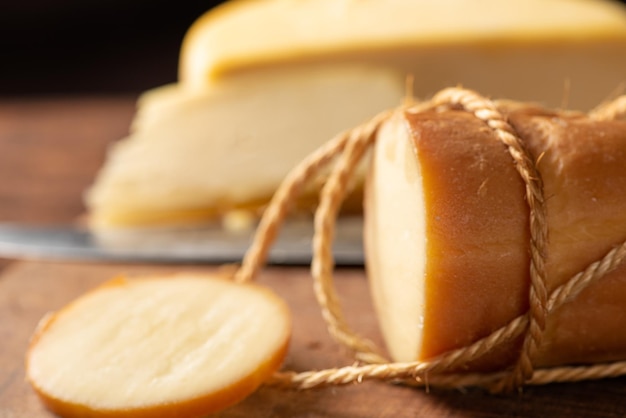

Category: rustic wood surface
[2, 97, 626, 417]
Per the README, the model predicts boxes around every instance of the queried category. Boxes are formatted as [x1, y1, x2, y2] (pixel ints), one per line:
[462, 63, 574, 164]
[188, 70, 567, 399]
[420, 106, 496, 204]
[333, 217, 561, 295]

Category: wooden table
[2, 97, 626, 418]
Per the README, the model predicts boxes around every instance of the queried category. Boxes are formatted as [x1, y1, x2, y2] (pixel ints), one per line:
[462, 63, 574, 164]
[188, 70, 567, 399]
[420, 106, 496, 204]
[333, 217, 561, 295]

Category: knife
[0, 217, 364, 265]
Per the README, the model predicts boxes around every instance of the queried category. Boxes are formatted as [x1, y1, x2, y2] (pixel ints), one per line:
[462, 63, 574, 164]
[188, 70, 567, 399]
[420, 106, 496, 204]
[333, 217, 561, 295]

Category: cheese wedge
[86, 0, 626, 228]
[364, 104, 626, 370]
[86, 67, 402, 227]
[26, 274, 291, 418]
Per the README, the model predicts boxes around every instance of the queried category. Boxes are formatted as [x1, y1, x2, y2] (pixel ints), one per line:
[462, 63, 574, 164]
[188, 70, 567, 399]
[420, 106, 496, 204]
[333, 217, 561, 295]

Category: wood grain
[0, 97, 135, 224]
[3, 261, 626, 418]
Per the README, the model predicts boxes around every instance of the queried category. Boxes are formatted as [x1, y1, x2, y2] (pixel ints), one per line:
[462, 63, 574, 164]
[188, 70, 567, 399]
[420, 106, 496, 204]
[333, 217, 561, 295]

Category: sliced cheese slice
[365, 105, 626, 370]
[26, 274, 291, 418]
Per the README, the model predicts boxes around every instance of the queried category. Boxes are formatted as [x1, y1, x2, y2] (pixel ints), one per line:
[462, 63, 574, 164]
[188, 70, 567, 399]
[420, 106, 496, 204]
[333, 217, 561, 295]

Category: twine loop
[233, 87, 626, 392]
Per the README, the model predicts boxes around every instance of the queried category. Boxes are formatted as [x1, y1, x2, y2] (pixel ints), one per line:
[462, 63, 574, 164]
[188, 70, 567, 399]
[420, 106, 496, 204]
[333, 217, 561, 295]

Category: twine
[233, 87, 626, 392]
[590, 95, 626, 121]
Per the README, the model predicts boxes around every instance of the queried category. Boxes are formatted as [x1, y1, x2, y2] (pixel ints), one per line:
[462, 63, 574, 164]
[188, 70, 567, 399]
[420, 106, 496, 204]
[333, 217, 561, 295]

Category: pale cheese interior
[365, 113, 426, 362]
[86, 66, 404, 227]
[181, 0, 626, 110]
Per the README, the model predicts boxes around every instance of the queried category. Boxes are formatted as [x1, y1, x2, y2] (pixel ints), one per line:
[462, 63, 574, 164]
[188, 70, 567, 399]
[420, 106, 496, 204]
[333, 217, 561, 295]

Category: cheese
[181, 0, 626, 109]
[26, 275, 291, 417]
[364, 104, 626, 370]
[86, 67, 402, 227]
[86, 0, 626, 228]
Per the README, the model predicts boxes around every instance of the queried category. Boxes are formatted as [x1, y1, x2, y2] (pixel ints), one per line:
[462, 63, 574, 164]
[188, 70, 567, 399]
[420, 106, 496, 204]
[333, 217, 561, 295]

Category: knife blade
[0, 217, 364, 265]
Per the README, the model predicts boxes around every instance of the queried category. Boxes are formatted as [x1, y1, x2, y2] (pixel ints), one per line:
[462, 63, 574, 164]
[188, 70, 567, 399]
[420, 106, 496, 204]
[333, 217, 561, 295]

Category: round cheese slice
[26, 274, 291, 418]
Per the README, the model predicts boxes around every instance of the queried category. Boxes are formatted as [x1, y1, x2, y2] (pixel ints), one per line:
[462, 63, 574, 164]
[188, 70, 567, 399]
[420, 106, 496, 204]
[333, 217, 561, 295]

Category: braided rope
[590, 95, 626, 121]
[233, 127, 353, 284]
[268, 358, 626, 391]
[267, 237, 626, 390]
[310, 110, 395, 363]
[233, 87, 626, 392]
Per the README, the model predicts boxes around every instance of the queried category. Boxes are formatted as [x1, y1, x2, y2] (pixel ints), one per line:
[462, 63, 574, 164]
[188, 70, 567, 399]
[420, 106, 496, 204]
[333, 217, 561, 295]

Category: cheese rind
[510, 112, 626, 366]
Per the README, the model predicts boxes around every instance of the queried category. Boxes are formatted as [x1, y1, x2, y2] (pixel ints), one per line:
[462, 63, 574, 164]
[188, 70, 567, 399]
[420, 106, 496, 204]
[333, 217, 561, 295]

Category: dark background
[1, 0, 626, 96]
[0, 1, 225, 96]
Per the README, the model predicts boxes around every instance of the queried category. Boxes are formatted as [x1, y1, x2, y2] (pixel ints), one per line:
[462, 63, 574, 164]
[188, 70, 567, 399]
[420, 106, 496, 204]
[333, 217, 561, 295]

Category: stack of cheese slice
[365, 101, 626, 370]
[85, 0, 626, 228]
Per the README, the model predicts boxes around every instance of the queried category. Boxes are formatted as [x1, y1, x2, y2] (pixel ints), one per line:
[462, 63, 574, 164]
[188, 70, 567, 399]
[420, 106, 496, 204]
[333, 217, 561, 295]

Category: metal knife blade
[0, 217, 364, 265]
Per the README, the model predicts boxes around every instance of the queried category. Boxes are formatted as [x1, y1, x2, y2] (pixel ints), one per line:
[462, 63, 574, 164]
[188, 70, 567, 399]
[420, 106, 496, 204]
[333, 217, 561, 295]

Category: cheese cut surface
[26, 274, 291, 418]
[85, 67, 403, 227]
[364, 112, 427, 362]
[365, 107, 626, 370]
